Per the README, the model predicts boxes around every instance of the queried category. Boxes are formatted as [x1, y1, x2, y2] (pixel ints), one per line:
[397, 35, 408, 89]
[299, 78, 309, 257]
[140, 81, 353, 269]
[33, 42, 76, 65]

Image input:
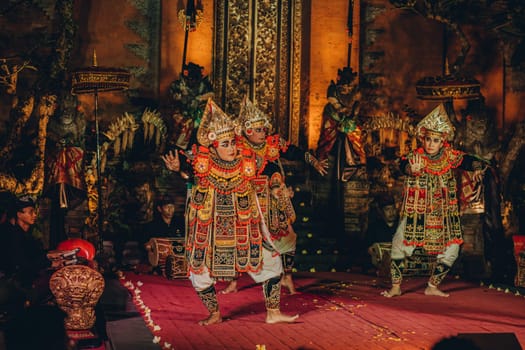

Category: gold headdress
[238, 95, 273, 133]
[196, 98, 240, 147]
[416, 103, 455, 141]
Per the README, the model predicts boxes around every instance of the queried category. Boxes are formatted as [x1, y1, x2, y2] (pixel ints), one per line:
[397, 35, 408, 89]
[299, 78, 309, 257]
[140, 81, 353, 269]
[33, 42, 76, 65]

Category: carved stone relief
[213, 0, 303, 145]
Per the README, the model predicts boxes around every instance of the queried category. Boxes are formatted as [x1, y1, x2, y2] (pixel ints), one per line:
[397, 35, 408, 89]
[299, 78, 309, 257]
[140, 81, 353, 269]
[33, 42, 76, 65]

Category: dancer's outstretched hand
[409, 153, 424, 175]
[161, 150, 180, 172]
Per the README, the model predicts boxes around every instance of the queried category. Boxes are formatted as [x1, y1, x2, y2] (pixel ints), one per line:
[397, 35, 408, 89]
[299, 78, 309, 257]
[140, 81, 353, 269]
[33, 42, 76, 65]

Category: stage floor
[111, 271, 525, 350]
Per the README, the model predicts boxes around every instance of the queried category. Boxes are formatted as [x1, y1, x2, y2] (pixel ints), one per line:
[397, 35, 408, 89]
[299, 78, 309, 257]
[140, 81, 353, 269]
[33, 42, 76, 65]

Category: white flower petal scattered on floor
[121, 275, 168, 346]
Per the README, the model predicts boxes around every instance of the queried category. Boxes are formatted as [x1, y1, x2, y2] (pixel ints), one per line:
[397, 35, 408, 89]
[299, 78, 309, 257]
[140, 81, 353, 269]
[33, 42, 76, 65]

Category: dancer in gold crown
[162, 99, 298, 325]
[220, 96, 328, 295]
[382, 103, 484, 298]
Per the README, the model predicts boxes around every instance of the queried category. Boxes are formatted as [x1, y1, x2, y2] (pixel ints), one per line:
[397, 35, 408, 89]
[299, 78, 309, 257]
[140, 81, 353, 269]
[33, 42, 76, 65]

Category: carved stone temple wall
[212, 0, 306, 146]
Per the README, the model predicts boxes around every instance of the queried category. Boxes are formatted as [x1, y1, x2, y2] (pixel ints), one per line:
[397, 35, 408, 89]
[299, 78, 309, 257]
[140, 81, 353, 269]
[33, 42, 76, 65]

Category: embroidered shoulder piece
[240, 134, 283, 163]
[192, 145, 210, 177]
[240, 149, 257, 179]
[266, 134, 284, 160]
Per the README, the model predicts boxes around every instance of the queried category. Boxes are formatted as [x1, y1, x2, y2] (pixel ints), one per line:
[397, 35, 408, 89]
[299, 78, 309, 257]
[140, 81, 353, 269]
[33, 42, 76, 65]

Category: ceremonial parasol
[415, 74, 481, 101]
[71, 51, 131, 247]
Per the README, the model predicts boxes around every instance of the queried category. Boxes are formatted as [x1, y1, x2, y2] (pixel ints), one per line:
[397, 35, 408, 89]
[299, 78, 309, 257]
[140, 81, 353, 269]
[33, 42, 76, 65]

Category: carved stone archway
[213, 0, 306, 145]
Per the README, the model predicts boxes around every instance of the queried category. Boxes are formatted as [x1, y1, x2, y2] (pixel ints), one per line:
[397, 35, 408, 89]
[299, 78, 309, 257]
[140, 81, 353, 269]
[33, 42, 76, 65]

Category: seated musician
[141, 194, 184, 273]
[1, 196, 51, 316]
[142, 194, 184, 241]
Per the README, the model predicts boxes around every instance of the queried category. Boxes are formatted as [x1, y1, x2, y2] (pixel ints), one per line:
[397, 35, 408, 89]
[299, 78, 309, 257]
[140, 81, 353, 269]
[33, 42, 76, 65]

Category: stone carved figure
[454, 96, 499, 163]
[168, 62, 214, 150]
[45, 94, 86, 207]
[314, 68, 367, 262]
[453, 97, 515, 282]
[316, 67, 365, 179]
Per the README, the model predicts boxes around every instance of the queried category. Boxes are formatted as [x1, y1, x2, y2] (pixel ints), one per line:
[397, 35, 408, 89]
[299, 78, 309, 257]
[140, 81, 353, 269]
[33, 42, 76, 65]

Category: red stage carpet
[119, 272, 525, 350]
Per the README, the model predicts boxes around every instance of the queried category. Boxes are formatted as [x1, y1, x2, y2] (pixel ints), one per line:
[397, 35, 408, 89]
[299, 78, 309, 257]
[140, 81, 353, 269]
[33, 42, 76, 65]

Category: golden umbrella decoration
[415, 74, 481, 101]
[71, 51, 131, 246]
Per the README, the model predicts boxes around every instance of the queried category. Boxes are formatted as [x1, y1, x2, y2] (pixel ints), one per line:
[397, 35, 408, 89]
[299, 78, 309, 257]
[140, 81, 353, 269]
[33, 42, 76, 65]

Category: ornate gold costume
[237, 98, 297, 250]
[401, 134, 465, 254]
[185, 144, 262, 278]
[240, 136, 295, 241]
[386, 104, 470, 293]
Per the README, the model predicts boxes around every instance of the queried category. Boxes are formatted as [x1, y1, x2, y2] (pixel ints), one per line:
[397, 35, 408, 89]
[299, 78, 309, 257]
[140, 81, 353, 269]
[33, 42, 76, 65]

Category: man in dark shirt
[141, 194, 185, 274]
[366, 194, 399, 274]
[366, 194, 399, 247]
[142, 194, 184, 241]
[0, 196, 50, 315]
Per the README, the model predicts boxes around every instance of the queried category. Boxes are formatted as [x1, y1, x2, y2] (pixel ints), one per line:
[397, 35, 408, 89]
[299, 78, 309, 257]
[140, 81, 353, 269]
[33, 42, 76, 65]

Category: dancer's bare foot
[198, 311, 222, 326]
[220, 280, 238, 294]
[281, 274, 299, 295]
[265, 309, 299, 324]
[381, 284, 402, 298]
[424, 284, 449, 297]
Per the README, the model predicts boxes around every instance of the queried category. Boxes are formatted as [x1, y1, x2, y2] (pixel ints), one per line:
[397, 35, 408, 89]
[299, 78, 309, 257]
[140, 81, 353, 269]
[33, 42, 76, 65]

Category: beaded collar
[241, 135, 282, 161]
[415, 146, 464, 175]
[192, 146, 257, 194]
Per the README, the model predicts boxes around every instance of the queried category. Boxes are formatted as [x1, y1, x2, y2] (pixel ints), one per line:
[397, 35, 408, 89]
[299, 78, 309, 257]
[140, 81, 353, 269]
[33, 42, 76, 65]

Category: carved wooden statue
[49, 264, 105, 330]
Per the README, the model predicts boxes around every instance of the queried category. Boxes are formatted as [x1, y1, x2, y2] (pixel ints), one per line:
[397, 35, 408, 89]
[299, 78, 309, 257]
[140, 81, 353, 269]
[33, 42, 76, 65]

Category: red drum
[368, 242, 392, 267]
[146, 237, 187, 278]
[368, 242, 392, 277]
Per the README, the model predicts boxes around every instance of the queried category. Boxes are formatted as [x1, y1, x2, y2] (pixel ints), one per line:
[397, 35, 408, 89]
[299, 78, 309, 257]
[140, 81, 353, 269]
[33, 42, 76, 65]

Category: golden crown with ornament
[416, 103, 455, 141]
[238, 95, 273, 134]
[196, 98, 240, 147]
